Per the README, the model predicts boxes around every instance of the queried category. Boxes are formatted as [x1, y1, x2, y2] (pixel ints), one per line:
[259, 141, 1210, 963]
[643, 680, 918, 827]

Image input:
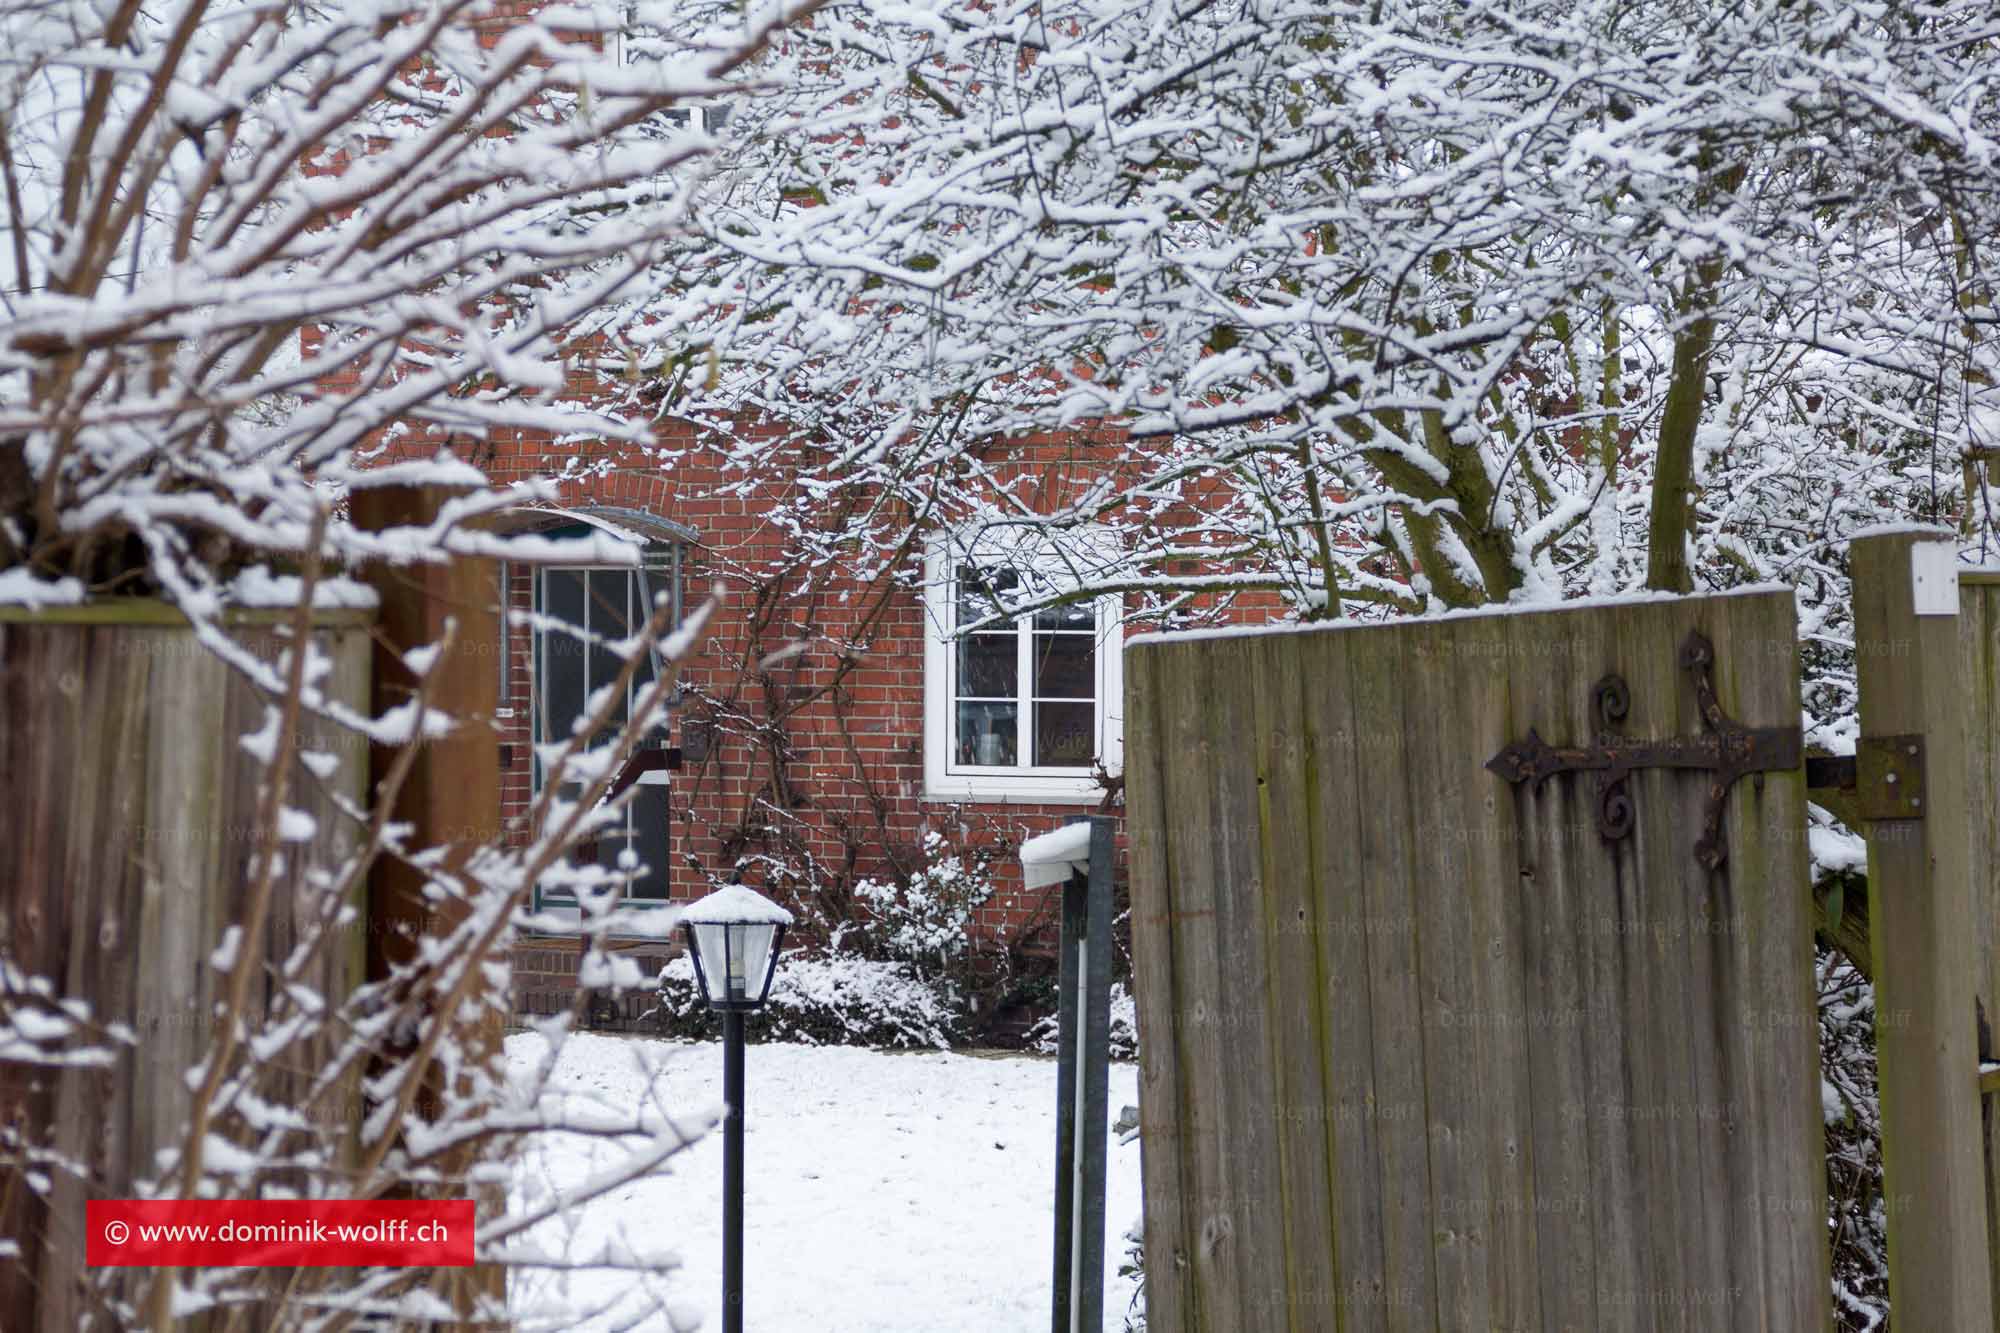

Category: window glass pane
[538, 569, 588, 742]
[956, 633, 1018, 698]
[1033, 601, 1094, 633]
[1033, 632, 1095, 699]
[1035, 701, 1096, 766]
[955, 701, 1018, 766]
[955, 563, 1020, 625]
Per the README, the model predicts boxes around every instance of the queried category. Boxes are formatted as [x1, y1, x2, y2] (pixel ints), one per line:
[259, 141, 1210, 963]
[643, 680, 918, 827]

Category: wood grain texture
[1295, 629, 1388, 1332]
[1126, 591, 1827, 1332]
[1248, 634, 1340, 1331]
[0, 611, 371, 1331]
[1957, 571, 2000, 1332]
[1202, 637, 1289, 1329]
[1126, 642, 1193, 1328]
[1852, 535, 1995, 1333]
[352, 484, 508, 1319]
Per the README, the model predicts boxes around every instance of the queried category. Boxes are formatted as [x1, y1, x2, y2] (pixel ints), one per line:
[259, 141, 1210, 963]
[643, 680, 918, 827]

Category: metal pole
[1050, 815, 1113, 1333]
[1049, 868, 1084, 1331]
[723, 1009, 746, 1333]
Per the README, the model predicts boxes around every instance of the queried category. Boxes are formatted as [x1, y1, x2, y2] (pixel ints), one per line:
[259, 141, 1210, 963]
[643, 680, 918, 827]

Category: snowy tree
[0, 0, 822, 1324]
[621, 0, 1997, 950]
[585, 2, 1999, 1324]
[604, 0, 1998, 621]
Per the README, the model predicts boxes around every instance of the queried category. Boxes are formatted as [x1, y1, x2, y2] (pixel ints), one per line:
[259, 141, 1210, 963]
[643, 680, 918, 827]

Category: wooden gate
[1970, 567, 2000, 1331]
[1124, 590, 1828, 1331]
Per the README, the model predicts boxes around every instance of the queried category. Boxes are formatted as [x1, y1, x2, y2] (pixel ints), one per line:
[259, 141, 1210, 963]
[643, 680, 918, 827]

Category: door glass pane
[1033, 632, 1094, 699]
[955, 701, 1018, 766]
[956, 632, 1018, 698]
[1035, 701, 1095, 766]
[603, 783, 670, 900]
[587, 568, 634, 729]
[538, 569, 587, 743]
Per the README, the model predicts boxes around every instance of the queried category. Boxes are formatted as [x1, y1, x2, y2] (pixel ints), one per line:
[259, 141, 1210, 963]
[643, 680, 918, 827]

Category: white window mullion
[1016, 611, 1033, 771]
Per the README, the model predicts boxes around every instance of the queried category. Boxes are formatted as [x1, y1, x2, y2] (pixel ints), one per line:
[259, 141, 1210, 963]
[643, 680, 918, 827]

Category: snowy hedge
[656, 952, 962, 1050]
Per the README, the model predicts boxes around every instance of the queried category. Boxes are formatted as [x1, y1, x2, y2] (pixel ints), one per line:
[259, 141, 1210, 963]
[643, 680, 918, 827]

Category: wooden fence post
[1851, 529, 1994, 1330]
[1959, 568, 2000, 1330]
[351, 484, 507, 1320]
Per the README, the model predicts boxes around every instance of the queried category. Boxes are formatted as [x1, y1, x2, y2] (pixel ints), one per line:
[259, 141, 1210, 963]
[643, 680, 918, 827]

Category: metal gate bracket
[1856, 734, 1926, 821]
[1485, 629, 1803, 871]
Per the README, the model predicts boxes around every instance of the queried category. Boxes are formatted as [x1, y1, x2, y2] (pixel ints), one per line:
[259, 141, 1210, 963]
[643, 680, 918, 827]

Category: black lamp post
[680, 884, 791, 1333]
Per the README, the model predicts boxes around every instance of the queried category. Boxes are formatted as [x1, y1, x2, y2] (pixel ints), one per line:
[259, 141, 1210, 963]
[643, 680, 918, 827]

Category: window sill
[920, 781, 1110, 807]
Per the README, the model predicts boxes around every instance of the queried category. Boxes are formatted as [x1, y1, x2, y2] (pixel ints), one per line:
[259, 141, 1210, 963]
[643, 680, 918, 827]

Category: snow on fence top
[1127, 582, 1798, 648]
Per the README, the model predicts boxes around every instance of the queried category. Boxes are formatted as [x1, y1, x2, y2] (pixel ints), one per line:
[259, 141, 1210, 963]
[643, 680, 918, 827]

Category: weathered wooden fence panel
[1958, 568, 2000, 1329]
[1126, 590, 1828, 1332]
[0, 604, 372, 1330]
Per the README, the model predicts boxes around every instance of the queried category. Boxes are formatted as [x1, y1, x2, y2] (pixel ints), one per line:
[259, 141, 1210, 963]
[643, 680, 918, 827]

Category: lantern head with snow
[679, 883, 793, 1012]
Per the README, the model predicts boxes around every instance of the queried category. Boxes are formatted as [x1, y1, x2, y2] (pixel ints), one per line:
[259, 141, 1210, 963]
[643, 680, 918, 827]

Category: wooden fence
[1961, 568, 2000, 1326]
[0, 603, 373, 1328]
[1125, 590, 1829, 1331]
[1849, 534, 1997, 1330]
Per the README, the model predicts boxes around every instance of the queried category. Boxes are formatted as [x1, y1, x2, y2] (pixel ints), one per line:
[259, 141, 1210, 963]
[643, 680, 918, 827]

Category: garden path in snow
[508, 1032, 1143, 1331]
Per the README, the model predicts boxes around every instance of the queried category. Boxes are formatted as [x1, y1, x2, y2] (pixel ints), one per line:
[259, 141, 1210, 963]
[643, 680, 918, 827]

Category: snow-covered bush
[1028, 981, 1141, 1062]
[656, 951, 962, 1050]
[852, 831, 995, 975]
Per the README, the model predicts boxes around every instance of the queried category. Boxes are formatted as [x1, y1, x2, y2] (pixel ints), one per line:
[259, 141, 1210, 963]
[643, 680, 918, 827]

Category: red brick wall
[314, 0, 1298, 1026]
[384, 404, 1290, 1027]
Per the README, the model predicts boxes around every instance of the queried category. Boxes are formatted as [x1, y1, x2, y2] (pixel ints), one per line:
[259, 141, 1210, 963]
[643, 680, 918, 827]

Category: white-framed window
[614, 10, 726, 135]
[922, 533, 1123, 803]
[531, 534, 682, 909]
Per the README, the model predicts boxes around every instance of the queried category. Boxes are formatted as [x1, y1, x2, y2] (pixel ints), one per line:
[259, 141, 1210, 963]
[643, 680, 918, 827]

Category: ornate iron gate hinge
[1484, 630, 1804, 871]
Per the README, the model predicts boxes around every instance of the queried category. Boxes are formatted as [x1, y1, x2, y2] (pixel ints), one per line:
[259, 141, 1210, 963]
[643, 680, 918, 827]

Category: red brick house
[484, 420, 1277, 1029]
[329, 10, 1286, 1030]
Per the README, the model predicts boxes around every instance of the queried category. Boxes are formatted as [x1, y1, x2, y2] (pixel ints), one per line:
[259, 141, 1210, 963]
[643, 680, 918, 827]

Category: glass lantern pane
[689, 921, 729, 1003]
[1035, 701, 1096, 766]
[733, 922, 779, 1004]
[955, 701, 1018, 766]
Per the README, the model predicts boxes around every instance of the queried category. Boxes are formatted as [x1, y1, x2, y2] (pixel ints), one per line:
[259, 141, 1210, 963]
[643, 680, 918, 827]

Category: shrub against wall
[656, 953, 961, 1049]
[850, 831, 995, 975]
[652, 831, 1141, 1049]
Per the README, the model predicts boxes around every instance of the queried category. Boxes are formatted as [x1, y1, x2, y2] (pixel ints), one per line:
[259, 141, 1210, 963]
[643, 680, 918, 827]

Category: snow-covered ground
[507, 1032, 1144, 1332]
